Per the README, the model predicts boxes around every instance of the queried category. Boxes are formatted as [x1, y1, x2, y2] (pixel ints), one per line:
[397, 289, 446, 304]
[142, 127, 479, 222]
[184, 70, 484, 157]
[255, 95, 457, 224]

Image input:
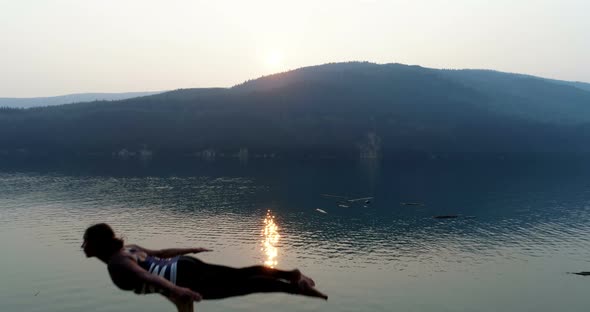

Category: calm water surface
[1, 159, 590, 312]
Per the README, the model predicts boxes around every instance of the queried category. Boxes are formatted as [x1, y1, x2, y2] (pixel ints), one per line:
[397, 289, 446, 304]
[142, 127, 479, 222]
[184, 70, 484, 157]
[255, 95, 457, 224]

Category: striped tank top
[126, 248, 180, 294]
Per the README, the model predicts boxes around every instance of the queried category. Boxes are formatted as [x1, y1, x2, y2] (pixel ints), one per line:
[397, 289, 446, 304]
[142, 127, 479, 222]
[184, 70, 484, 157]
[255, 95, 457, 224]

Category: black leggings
[176, 256, 299, 300]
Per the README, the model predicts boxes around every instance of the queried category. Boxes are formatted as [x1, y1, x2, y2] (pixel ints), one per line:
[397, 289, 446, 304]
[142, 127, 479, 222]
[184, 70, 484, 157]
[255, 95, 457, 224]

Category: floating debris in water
[322, 194, 373, 208]
[321, 194, 348, 199]
[434, 215, 459, 219]
[347, 197, 374, 203]
[315, 208, 328, 214]
[570, 272, 590, 276]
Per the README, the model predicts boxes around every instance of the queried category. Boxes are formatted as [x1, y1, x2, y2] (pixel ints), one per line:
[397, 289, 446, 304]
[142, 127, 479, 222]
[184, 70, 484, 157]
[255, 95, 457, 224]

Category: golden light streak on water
[261, 210, 280, 268]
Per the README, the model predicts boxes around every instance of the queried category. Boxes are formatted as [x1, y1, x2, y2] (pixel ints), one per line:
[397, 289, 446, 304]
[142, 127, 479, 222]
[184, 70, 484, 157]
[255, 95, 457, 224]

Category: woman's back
[110, 246, 180, 294]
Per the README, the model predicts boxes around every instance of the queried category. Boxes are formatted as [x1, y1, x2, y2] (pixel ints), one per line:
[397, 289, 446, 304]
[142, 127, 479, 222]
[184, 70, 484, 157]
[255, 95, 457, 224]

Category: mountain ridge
[1, 62, 589, 159]
[0, 91, 165, 108]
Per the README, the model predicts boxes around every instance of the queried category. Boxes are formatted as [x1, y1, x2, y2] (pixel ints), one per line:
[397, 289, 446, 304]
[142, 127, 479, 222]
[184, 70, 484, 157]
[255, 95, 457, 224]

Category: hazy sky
[1, 0, 588, 97]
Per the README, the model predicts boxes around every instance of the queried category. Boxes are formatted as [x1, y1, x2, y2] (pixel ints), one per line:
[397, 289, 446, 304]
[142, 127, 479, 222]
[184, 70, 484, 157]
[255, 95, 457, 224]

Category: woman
[82, 223, 328, 312]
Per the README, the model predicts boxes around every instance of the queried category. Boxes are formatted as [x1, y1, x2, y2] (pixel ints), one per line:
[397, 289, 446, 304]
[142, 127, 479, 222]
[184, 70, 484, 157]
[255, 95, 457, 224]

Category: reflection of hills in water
[2, 159, 590, 271]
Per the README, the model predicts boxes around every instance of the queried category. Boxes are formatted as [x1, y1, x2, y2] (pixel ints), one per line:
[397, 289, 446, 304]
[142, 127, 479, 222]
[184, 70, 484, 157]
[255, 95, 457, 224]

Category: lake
[1, 158, 590, 312]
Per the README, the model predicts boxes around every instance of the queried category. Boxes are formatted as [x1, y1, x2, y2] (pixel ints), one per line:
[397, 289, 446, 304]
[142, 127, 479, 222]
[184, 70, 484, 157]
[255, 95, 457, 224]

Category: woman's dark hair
[84, 223, 124, 255]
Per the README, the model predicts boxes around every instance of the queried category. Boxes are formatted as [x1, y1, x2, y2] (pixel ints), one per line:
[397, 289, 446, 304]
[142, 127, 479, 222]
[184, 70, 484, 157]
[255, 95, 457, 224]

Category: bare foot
[298, 279, 328, 300]
[290, 269, 302, 284]
[300, 273, 316, 287]
[291, 269, 316, 287]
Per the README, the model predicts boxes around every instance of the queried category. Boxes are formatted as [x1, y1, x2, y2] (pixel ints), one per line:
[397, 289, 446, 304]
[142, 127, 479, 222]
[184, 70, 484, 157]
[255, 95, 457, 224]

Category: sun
[264, 50, 284, 73]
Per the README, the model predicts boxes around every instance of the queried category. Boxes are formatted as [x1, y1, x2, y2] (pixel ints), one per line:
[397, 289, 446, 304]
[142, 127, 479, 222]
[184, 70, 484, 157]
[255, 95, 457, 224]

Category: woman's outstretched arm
[154, 247, 212, 258]
[127, 244, 212, 258]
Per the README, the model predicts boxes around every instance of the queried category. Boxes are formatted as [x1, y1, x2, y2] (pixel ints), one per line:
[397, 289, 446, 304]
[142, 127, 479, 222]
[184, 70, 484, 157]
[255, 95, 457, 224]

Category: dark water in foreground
[1, 158, 590, 312]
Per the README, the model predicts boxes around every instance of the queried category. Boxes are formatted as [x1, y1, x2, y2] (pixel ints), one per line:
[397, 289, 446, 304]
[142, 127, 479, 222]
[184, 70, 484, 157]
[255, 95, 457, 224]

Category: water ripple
[3, 165, 590, 312]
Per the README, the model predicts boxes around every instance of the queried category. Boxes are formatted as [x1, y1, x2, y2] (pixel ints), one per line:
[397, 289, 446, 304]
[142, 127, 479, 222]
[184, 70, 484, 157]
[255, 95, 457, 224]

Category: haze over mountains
[1, 62, 589, 160]
[0, 91, 164, 108]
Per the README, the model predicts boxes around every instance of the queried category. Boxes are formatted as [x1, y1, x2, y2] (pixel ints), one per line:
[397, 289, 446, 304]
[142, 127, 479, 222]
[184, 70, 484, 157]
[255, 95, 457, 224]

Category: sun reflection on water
[261, 210, 280, 268]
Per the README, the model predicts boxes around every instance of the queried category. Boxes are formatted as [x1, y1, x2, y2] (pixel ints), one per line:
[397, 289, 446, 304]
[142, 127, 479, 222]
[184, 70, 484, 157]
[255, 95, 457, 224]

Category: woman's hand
[191, 247, 212, 253]
[171, 286, 202, 302]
